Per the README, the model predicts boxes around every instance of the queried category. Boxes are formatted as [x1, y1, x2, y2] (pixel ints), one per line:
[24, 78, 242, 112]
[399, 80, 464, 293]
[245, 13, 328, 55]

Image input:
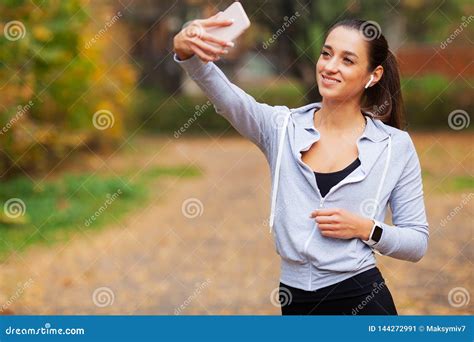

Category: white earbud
[365, 74, 374, 89]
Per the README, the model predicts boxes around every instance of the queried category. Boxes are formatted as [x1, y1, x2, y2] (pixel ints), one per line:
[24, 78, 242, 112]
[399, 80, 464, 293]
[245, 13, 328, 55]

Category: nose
[323, 57, 339, 74]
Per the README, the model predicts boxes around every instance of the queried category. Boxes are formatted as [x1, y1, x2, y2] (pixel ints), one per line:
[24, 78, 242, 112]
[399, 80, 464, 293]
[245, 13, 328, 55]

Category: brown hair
[325, 19, 406, 130]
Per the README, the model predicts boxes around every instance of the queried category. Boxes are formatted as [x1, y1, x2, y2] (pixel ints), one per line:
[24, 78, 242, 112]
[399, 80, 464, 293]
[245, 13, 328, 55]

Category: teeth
[323, 75, 339, 83]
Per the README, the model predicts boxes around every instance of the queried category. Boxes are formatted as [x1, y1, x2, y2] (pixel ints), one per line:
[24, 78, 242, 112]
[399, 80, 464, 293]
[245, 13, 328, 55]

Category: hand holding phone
[173, 2, 251, 62]
[206, 2, 251, 45]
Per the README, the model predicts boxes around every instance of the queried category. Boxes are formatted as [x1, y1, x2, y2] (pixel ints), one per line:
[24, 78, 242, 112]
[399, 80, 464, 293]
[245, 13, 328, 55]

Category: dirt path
[0, 134, 472, 315]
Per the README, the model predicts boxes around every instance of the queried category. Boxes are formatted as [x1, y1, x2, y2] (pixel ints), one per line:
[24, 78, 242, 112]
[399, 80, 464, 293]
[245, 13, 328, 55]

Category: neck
[315, 97, 365, 132]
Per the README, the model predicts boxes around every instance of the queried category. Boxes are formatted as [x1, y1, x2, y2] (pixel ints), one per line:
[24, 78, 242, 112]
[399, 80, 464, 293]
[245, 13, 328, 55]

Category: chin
[318, 87, 341, 99]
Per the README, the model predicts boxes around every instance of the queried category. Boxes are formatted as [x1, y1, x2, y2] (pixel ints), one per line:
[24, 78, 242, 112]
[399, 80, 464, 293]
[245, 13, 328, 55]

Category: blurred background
[0, 0, 472, 315]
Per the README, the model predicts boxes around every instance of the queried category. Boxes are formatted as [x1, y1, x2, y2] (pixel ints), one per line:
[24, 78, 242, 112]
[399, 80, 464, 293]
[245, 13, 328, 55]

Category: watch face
[372, 226, 383, 242]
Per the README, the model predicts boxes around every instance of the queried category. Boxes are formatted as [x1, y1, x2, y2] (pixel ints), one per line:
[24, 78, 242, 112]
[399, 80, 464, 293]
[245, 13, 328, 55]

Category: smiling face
[316, 26, 373, 102]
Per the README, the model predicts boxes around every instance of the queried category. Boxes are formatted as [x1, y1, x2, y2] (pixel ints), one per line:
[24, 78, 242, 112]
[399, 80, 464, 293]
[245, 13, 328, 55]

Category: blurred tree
[0, 0, 137, 177]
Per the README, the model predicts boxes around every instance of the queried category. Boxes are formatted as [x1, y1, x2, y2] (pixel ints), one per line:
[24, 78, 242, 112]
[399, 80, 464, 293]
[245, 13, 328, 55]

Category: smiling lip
[321, 74, 341, 82]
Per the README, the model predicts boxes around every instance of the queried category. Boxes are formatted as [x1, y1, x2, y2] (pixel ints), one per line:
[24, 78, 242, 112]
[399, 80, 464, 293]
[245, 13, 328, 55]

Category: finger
[200, 32, 234, 48]
[318, 223, 334, 229]
[314, 217, 335, 224]
[320, 230, 338, 238]
[192, 38, 228, 56]
[310, 208, 339, 217]
[189, 43, 217, 62]
[201, 18, 234, 28]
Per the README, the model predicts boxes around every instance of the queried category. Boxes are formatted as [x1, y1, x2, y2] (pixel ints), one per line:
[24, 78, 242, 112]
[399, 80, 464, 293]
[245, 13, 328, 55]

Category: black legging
[279, 267, 398, 315]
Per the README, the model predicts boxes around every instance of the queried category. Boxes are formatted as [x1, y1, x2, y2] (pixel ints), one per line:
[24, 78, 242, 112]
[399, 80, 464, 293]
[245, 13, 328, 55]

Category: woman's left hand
[309, 208, 374, 240]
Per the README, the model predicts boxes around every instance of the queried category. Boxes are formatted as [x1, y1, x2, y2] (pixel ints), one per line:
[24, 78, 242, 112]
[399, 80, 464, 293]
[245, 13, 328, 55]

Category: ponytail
[362, 49, 406, 130]
[326, 19, 406, 130]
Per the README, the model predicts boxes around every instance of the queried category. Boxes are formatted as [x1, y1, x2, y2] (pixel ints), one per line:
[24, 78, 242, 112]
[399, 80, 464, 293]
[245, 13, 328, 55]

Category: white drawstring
[370, 135, 392, 220]
[269, 110, 291, 234]
[369, 135, 392, 255]
[268, 112, 392, 239]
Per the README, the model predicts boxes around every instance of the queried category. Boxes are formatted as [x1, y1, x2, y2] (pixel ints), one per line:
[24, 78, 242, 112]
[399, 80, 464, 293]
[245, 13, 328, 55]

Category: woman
[172, 16, 429, 315]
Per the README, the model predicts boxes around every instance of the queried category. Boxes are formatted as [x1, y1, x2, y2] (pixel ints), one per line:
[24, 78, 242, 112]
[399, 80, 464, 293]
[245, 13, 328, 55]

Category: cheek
[315, 57, 324, 71]
[343, 67, 364, 83]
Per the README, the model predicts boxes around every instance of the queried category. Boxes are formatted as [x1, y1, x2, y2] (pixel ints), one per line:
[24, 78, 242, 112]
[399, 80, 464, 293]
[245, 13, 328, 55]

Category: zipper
[303, 172, 365, 255]
[303, 170, 366, 291]
[299, 135, 367, 290]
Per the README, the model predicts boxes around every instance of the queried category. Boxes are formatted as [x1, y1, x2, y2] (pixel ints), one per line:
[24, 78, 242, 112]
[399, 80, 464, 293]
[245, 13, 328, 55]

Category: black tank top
[314, 158, 361, 197]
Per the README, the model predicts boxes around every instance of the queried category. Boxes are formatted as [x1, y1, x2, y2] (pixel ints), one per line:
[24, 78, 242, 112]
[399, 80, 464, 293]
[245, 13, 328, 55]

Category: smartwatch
[362, 220, 383, 247]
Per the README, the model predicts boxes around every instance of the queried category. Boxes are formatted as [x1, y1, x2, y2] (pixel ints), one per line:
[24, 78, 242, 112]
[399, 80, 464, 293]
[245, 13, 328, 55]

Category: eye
[321, 51, 330, 56]
[344, 58, 354, 64]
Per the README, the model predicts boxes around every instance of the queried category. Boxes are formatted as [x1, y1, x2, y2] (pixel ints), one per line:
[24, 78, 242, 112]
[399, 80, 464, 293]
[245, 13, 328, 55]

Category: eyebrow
[322, 45, 359, 59]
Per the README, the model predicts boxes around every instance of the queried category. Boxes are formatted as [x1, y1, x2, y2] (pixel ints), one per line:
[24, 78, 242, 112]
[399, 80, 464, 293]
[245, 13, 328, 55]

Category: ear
[368, 65, 384, 87]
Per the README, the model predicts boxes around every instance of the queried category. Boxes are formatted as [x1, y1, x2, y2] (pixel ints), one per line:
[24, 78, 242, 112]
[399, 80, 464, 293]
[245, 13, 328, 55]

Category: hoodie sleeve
[373, 132, 429, 262]
[173, 53, 285, 156]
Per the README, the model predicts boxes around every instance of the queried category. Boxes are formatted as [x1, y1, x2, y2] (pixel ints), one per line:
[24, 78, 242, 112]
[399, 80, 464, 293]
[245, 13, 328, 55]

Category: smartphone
[206, 2, 251, 44]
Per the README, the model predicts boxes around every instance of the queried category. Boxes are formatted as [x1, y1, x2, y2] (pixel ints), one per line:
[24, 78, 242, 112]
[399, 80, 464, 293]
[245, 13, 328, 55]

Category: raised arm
[373, 132, 429, 262]
[172, 15, 286, 155]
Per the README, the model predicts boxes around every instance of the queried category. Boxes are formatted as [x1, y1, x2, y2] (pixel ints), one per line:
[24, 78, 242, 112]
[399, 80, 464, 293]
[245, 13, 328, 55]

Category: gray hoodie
[174, 53, 429, 291]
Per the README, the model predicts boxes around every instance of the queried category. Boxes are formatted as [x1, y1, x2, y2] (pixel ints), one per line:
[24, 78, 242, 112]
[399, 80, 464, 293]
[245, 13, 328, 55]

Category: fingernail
[222, 49, 229, 54]
[226, 41, 234, 47]
[229, 18, 235, 23]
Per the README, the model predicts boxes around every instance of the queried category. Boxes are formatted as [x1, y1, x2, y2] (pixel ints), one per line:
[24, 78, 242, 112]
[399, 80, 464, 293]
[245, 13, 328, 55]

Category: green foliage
[0, 164, 200, 259]
[0, 0, 137, 176]
[134, 82, 306, 135]
[401, 74, 473, 129]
